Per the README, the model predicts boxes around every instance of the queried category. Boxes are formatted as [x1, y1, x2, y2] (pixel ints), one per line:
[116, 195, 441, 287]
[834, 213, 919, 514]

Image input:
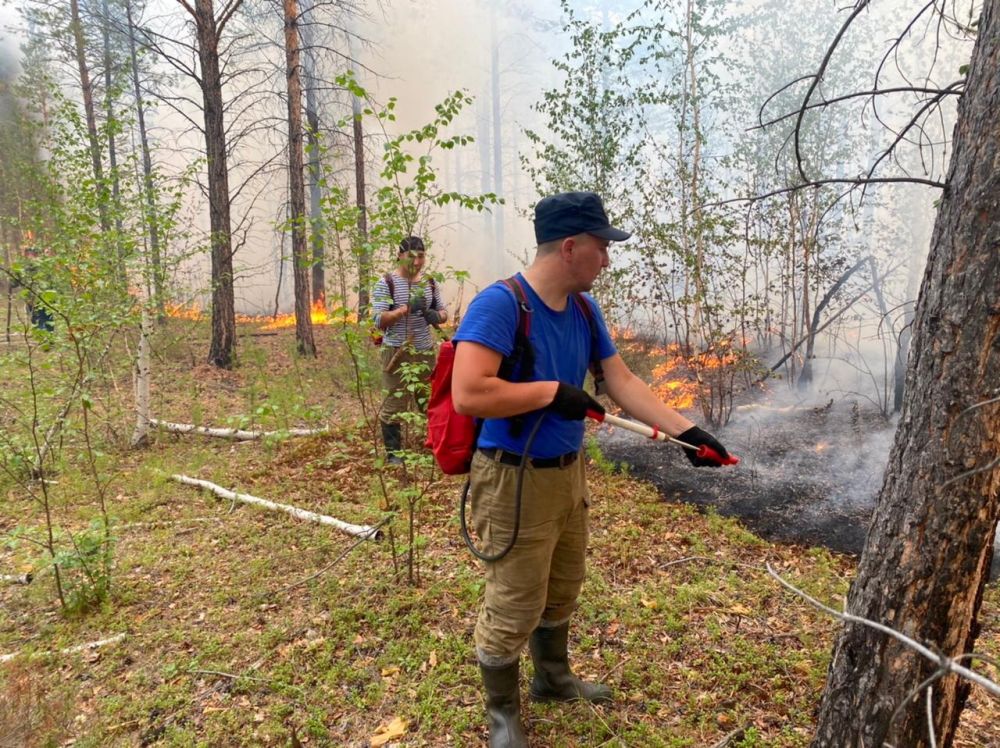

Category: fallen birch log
[0, 632, 126, 664]
[150, 419, 327, 441]
[171, 474, 384, 541]
[1, 572, 32, 585]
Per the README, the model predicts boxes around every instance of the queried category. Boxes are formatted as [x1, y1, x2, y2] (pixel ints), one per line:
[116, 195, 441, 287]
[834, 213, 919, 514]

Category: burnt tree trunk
[191, 0, 238, 368]
[811, 3, 1000, 746]
[283, 0, 316, 356]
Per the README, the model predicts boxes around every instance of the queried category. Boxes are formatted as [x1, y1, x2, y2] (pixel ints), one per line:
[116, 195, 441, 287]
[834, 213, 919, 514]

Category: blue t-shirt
[453, 274, 617, 458]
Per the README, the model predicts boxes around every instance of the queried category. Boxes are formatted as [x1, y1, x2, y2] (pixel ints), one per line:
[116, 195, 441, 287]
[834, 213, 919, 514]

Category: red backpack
[424, 277, 604, 475]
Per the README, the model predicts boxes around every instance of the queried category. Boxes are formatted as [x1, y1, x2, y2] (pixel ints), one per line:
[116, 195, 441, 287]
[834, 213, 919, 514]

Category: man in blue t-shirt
[452, 191, 730, 747]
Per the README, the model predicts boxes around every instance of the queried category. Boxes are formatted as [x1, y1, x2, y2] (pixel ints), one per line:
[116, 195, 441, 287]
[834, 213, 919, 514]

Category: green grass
[1, 319, 998, 747]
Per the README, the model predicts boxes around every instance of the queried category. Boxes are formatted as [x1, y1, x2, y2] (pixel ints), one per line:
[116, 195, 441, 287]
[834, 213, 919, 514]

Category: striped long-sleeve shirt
[371, 273, 446, 350]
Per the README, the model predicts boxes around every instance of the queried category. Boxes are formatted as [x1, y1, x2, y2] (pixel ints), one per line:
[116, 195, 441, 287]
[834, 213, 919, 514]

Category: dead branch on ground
[170, 474, 385, 540]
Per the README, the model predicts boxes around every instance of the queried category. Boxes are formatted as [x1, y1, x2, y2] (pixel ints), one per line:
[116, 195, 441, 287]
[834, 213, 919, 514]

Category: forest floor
[1, 317, 998, 748]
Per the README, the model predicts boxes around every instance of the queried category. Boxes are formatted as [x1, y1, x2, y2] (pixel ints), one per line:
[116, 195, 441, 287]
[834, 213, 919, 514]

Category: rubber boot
[480, 661, 529, 748]
[380, 421, 403, 464]
[529, 622, 612, 703]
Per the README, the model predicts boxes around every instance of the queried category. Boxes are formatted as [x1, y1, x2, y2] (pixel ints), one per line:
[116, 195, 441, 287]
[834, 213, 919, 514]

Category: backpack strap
[498, 276, 534, 382]
[571, 293, 607, 395]
[498, 276, 536, 438]
[384, 273, 396, 309]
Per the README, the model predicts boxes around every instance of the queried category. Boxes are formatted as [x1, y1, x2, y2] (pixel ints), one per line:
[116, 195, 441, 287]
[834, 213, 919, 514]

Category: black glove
[677, 426, 730, 468]
[408, 293, 428, 315]
[548, 383, 605, 421]
[422, 308, 444, 325]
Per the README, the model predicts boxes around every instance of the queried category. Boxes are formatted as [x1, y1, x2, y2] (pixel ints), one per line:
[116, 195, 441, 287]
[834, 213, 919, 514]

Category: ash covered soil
[597, 399, 895, 556]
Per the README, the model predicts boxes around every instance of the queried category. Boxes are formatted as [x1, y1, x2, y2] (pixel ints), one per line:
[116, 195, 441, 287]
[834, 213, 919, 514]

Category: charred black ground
[599, 399, 1000, 580]
[597, 400, 894, 556]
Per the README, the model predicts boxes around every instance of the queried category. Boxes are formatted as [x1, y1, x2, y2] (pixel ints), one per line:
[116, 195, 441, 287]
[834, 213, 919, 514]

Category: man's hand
[422, 308, 445, 325]
[676, 426, 730, 467]
[408, 293, 428, 315]
[548, 383, 604, 420]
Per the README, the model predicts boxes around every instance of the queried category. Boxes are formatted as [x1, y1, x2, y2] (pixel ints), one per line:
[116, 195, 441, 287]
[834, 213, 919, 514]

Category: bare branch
[766, 563, 1000, 698]
[791, 0, 872, 182]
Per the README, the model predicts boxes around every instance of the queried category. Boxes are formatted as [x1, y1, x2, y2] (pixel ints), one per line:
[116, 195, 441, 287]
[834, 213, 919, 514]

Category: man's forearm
[607, 372, 694, 436]
[454, 379, 558, 419]
[377, 305, 409, 330]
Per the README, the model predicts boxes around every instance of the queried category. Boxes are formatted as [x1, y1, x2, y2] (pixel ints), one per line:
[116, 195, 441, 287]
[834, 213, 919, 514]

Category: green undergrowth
[1, 321, 998, 747]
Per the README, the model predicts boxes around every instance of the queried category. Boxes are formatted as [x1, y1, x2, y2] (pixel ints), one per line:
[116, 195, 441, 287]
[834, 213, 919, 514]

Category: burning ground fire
[166, 301, 357, 328]
[644, 339, 745, 412]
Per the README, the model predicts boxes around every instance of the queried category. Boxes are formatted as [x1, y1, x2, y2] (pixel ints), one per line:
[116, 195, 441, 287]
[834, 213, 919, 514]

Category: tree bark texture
[811, 4, 1000, 746]
[126, 0, 165, 321]
[69, 0, 111, 236]
[299, 0, 325, 308]
[283, 0, 316, 356]
[101, 0, 127, 290]
[194, 0, 238, 368]
[352, 92, 370, 313]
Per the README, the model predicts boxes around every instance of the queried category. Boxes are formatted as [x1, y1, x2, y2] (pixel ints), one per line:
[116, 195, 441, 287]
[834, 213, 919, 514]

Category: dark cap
[399, 236, 425, 253]
[533, 192, 631, 244]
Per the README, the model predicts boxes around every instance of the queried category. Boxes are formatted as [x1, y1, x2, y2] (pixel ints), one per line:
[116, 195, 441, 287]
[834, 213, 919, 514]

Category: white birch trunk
[0, 632, 125, 663]
[131, 304, 152, 447]
[170, 474, 384, 540]
[150, 419, 327, 441]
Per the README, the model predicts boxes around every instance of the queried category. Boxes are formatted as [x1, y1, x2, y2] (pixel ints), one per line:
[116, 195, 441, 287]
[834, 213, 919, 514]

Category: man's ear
[560, 236, 576, 258]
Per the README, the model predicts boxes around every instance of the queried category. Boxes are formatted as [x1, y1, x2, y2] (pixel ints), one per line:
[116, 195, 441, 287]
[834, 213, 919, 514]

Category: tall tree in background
[124, 0, 166, 319]
[811, 1, 999, 744]
[179, 0, 243, 368]
[299, 0, 325, 307]
[282, 0, 316, 355]
[69, 0, 112, 239]
[345, 30, 370, 313]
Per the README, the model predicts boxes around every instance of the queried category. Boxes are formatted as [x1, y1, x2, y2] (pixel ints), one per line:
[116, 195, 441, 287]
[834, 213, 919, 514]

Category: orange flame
[164, 300, 364, 329]
[165, 303, 204, 321]
[261, 300, 330, 330]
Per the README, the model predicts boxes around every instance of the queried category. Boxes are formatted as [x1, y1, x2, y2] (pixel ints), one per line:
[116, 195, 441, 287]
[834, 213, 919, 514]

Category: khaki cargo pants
[379, 345, 434, 424]
[469, 449, 589, 665]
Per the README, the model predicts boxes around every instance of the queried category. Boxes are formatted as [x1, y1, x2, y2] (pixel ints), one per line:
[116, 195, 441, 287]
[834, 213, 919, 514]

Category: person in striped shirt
[371, 236, 449, 463]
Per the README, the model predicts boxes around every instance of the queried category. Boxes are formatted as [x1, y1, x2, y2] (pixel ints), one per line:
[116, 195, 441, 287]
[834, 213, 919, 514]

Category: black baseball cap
[533, 192, 631, 244]
[399, 236, 425, 253]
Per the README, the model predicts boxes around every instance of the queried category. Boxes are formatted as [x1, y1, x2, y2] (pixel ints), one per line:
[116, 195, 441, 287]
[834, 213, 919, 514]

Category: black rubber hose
[459, 414, 546, 562]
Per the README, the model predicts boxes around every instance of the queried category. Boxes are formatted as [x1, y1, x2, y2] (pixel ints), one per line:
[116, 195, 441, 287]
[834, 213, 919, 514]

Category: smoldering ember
[0, 1, 997, 748]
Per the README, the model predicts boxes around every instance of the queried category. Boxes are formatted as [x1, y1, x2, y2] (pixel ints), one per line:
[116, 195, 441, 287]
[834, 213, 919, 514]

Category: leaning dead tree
[807, 2, 1000, 746]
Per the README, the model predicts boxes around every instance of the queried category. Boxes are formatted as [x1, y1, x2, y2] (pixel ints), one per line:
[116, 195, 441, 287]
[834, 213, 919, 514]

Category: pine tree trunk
[70, 0, 111, 236]
[299, 0, 325, 307]
[283, 0, 316, 356]
[194, 0, 237, 368]
[811, 3, 1000, 745]
[101, 0, 127, 289]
